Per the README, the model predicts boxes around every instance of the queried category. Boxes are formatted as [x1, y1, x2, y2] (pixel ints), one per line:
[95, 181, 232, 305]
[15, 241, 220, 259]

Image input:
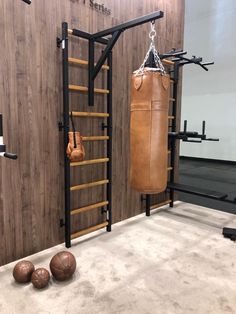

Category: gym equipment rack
[145, 51, 236, 217]
[58, 11, 165, 248]
[58, 12, 236, 248]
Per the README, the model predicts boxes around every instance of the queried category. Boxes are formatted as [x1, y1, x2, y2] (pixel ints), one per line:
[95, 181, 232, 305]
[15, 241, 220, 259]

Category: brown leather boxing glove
[66, 131, 85, 162]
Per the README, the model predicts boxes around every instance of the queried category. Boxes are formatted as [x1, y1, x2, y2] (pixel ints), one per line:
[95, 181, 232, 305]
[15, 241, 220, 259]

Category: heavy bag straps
[70, 112, 77, 148]
[134, 21, 165, 76]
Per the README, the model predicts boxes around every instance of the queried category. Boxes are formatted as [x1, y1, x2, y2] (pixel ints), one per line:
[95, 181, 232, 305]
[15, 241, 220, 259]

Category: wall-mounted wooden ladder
[58, 12, 164, 247]
[59, 22, 112, 248]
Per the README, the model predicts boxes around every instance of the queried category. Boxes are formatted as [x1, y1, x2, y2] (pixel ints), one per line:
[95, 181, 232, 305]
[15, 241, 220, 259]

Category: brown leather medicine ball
[31, 268, 50, 289]
[50, 251, 76, 281]
[13, 260, 35, 283]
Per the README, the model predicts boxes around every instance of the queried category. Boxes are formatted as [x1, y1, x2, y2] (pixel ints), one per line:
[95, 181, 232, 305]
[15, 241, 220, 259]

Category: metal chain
[149, 21, 157, 41]
[134, 22, 165, 76]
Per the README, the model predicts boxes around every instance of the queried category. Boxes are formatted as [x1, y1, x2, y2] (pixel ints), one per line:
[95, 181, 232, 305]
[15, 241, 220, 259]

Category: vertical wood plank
[0, 0, 184, 265]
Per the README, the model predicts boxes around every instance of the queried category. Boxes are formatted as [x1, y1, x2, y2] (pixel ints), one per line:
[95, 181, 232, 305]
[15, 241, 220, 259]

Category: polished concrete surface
[179, 158, 236, 214]
[1, 201, 236, 314]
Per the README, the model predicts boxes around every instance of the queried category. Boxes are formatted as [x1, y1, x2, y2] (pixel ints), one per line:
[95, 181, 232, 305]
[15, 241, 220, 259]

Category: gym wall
[0, 0, 184, 265]
[180, 0, 236, 161]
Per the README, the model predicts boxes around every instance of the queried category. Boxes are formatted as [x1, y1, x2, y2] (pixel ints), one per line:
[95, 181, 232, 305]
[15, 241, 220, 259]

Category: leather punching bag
[130, 71, 170, 194]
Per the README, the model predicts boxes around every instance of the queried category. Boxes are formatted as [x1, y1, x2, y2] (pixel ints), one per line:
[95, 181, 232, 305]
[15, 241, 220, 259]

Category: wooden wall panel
[0, 0, 184, 265]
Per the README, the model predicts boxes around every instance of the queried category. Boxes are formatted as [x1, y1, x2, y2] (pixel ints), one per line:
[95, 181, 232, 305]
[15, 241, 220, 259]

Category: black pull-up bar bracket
[92, 11, 164, 39]
[200, 120, 219, 141]
[174, 120, 219, 143]
[183, 139, 202, 143]
[22, 0, 31, 4]
[88, 10, 164, 106]
[202, 61, 215, 66]
[171, 54, 214, 71]
[160, 50, 187, 59]
[4, 153, 18, 160]
[92, 30, 122, 80]
[0, 114, 18, 160]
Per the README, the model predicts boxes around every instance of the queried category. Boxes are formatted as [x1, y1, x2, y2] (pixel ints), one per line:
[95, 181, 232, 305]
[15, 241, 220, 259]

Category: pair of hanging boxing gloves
[66, 113, 85, 162]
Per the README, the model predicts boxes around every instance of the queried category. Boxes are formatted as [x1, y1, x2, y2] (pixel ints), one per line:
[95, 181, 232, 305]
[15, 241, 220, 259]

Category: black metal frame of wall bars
[144, 53, 182, 216]
[58, 13, 233, 248]
[58, 11, 164, 247]
[144, 53, 236, 216]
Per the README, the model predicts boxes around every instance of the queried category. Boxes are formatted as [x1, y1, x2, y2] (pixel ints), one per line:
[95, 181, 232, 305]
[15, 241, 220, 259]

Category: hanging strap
[70, 112, 77, 148]
[134, 22, 165, 76]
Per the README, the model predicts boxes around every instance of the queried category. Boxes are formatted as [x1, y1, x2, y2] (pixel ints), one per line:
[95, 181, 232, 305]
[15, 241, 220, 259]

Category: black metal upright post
[0, 113, 4, 156]
[62, 22, 71, 247]
[88, 39, 95, 107]
[170, 62, 179, 207]
[106, 51, 113, 231]
[145, 195, 151, 216]
[0, 114, 3, 137]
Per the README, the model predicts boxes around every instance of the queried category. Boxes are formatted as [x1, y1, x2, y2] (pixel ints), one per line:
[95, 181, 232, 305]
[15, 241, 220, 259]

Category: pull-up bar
[89, 10, 164, 106]
[92, 11, 164, 39]
[172, 55, 214, 71]
[58, 11, 164, 106]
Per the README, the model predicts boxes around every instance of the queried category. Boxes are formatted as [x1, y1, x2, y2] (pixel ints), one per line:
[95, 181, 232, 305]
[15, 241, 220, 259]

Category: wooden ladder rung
[150, 199, 172, 210]
[71, 221, 108, 239]
[71, 201, 109, 216]
[68, 57, 109, 71]
[69, 84, 109, 94]
[82, 136, 109, 142]
[162, 59, 174, 66]
[167, 167, 173, 171]
[71, 111, 109, 118]
[168, 116, 175, 120]
[70, 179, 109, 191]
[71, 158, 109, 167]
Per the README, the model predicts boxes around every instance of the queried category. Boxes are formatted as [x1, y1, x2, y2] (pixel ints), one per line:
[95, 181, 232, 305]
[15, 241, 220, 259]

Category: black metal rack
[58, 13, 236, 247]
[144, 53, 181, 215]
[145, 51, 236, 216]
[58, 11, 164, 247]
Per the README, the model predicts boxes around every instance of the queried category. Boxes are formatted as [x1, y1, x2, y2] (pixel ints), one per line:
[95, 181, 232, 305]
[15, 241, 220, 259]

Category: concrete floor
[1, 201, 236, 314]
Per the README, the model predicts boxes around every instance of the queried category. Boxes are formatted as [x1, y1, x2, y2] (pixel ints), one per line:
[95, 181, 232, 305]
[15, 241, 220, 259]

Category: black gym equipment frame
[144, 51, 236, 219]
[58, 11, 164, 248]
[58, 12, 236, 248]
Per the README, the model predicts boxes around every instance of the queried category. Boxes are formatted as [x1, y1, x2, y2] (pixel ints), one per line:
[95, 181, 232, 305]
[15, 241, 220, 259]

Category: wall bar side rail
[61, 22, 71, 248]
[169, 62, 179, 207]
[106, 51, 113, 231]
